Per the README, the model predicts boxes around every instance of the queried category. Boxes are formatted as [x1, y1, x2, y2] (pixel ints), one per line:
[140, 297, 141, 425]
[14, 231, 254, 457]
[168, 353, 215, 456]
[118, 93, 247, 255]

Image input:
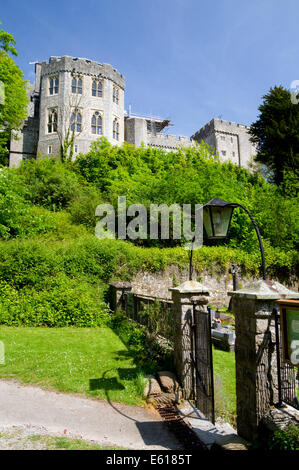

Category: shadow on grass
[112, 350, 132, 359]
[89, 377, 125, 391]
[117, 368, 140, 381]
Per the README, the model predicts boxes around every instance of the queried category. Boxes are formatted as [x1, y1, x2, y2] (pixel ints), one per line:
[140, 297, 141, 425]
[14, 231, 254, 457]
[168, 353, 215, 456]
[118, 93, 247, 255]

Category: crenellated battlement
[38, 56, 125, 89]
[148, 133, 193, 150]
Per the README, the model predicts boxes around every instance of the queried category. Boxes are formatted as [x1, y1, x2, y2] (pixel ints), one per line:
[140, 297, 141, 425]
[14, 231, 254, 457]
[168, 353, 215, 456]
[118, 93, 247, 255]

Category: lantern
[203, 198, 237, 239]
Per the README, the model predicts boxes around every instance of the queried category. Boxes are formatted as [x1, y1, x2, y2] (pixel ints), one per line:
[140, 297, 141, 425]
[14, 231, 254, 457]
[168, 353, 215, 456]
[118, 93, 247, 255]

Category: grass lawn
[212, 347, 236, 425]
[0, 326, 238, 424]
[0, 326, 147, 406]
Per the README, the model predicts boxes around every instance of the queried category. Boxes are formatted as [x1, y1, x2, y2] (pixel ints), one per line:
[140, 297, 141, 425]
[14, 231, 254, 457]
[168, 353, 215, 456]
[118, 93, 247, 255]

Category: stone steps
[145, 374, 248, 450]
[178, 403, 248, 450]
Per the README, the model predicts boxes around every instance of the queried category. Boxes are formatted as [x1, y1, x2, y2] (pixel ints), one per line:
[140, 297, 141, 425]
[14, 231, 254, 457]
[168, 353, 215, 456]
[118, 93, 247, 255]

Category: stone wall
[129, 266, 299, 307]
[147, 133, 193, 151]
[9, 83, 40, 168]
[9, 117, 40, 168]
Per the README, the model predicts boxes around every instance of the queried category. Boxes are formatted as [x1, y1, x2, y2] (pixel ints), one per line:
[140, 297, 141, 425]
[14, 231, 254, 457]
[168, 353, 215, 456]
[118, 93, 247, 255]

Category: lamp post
[202, 198, 266, 280]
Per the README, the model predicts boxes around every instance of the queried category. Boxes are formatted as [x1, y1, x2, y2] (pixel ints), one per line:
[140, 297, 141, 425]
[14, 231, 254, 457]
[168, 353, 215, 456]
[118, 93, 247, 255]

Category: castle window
[49, 76, 59, 95]
[220, 135, 225, 141]
[113, 118, 119, 140]
[72, 77, 83, 94]
[92, 80, 103, 97]
[70, 109, 82, 133]
[91, 112, 102, 135]
[47, 109, 57, 133]
[113, 86, 119, 104]
[48, 145, 52, 154]
[74, 144, 78, 153]
[222, 150, 226, 156]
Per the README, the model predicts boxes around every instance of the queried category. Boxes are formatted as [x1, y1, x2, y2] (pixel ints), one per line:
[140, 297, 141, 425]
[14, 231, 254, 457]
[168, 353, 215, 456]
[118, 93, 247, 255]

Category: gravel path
[0, 379, 182, 450]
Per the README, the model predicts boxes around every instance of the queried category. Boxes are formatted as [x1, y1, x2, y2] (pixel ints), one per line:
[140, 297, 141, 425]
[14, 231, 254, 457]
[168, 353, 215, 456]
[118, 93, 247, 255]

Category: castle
[9, 56, 256, 168]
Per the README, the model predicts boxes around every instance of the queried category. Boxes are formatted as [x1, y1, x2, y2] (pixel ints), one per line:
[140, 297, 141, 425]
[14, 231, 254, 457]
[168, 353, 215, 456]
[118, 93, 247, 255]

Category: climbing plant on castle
[0, 22, 28, 166]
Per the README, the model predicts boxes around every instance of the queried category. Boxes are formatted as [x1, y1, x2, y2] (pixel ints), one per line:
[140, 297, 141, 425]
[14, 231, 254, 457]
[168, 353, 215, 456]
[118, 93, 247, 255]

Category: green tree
[0, 22, 28, 165]
[249, 86, 299, 189]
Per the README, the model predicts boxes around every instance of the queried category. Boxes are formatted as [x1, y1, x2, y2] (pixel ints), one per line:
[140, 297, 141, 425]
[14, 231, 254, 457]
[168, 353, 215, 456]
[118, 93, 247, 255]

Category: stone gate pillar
[228, 280, 299, 442]
[108, 281, 132, 312]
[169, 280, 210, 400]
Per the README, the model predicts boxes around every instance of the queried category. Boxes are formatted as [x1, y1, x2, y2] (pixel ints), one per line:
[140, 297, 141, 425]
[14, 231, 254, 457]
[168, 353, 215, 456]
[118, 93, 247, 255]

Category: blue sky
[1, 0, 299, 137]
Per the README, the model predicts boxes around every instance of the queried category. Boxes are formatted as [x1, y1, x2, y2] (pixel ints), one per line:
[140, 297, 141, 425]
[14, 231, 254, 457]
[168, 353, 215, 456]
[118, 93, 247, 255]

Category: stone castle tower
[10, 56, 125, 167]
[191, 118, 257, 169]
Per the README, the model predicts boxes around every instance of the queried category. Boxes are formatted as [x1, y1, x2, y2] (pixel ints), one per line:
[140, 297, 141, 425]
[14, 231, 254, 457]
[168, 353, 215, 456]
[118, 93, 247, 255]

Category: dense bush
[67, 184, 104, 228]
[17, 158, 83, 211]
[108, 312, 174, 371]
[74, 138, 299, 255]
[0, 237, 120, 288]
[0, 277, 109, 327]
[0, 168, 57, 238]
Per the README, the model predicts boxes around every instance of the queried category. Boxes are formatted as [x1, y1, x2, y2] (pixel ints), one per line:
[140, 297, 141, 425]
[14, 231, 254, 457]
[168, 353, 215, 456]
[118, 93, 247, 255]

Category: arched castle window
[47, 109, 57, 133]
[113, 118, 119, 140]
[49, 76, 59, 95]
[70, 109, 82, 133]
[113, 86, 119, 104]
[91, 112, 102, 135]
[72, 77, 83, 94]
[92, 80, 103, 97]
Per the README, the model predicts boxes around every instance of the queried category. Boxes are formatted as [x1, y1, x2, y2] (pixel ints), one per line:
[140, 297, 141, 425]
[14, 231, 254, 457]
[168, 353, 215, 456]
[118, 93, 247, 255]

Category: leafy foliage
[0, 168, 56, 238]
[0, 22, 18, 56]
[67, 183, 104, 228]
[0, 24, 28, 165]
[0, 278, 109, 327]
[139, 300, 174, 341]
[267, 424, 299, 450]
[73, 138, 299, 258]
[108, 312, 173, 371]
[18, 158, 83, 210]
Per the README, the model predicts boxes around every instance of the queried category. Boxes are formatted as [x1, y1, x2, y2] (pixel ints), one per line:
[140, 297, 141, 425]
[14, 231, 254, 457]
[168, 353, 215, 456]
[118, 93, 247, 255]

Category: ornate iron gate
[190, 304, 215, 424]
